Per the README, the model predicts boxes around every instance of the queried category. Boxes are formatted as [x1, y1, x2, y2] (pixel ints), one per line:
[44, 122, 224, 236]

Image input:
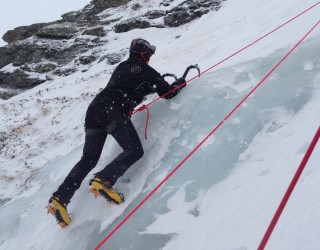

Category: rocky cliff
[0, 0, 223, 100]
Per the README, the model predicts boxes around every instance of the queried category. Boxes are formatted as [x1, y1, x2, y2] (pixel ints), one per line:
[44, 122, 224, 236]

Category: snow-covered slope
[1, 0, 320, 249]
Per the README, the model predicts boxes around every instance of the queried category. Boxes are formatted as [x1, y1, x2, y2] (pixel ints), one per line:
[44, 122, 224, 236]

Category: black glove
[172, 78, 186, 89]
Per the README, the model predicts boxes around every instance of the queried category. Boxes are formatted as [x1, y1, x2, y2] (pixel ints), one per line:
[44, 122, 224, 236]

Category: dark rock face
[0, 46, 15, 69]
[52, 67, 77, 77]
[21, 63, 57, 73]
[77, 55, 97, 65]
[34, 63, 57, 73]
[92, 0, 131, 10]
[0, 42, 51, 69]
[61, 6, 100, 23]
[99, 52, 126, 65]
[36, 23, 79, 39]
[82, 26, 106, 37]
[160, 0, 174, 7]
[2, 36, 102, 67]
[114, 18, 151, 33]
[61, 11, 81, 22]
[0, 90, 19, 100]
[164, 11, 197, 27]
[0, 69, 46, 88]
[145, 10, 167, 19]
[0, 0, 223, 99]
[2, 23, 51, 43]
[0, 36, 103, 94]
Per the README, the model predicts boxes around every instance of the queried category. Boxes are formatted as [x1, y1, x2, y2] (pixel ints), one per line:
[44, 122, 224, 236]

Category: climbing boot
[89, 177, 124, 205]
[47, 196, 71, 228]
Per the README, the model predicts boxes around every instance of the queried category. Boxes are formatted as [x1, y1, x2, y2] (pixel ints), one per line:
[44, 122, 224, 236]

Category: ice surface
[0, 0, 320, 249]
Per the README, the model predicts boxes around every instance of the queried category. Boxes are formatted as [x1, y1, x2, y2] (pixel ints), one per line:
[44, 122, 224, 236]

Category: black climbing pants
[52, 118, 144, 204]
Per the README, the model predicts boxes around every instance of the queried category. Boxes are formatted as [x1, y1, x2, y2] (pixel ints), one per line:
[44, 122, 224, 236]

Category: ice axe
[162, 64, 201, 82]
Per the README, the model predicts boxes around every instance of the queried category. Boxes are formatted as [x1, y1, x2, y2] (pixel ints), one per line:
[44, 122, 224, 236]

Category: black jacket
[88, 54, 182, 115]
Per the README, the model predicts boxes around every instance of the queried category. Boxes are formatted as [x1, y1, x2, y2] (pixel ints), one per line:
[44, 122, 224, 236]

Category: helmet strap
[132, 51, 150, 64]
[141, 52, 150, 64]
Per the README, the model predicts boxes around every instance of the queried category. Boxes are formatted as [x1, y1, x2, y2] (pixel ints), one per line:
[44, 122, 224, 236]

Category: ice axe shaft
[182, 64, 200, 79]
[162, 73, 178, 81]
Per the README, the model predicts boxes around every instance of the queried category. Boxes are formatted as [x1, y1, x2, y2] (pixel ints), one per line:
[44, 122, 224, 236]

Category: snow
[0, 0, 320, 249]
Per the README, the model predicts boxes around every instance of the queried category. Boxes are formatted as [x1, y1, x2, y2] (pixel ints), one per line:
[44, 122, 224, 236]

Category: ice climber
[47, 38, 186, 227]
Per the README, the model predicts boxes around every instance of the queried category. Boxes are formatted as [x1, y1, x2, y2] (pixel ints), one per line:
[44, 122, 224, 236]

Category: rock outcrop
[0, 0, 223, 99]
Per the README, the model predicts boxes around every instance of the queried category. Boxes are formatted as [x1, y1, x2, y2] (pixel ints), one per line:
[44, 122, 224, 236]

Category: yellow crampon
[89, 177, 124, 205]
[47, 197, 71, 228]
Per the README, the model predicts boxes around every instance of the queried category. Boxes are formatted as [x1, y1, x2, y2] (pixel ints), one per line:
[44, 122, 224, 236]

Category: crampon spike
[47, 203, 69, 228]
[90, 188, 101, 198]
[57, 222, 67, 228]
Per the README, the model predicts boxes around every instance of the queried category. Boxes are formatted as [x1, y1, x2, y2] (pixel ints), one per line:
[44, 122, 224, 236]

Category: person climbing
[47, 38, 186, 227]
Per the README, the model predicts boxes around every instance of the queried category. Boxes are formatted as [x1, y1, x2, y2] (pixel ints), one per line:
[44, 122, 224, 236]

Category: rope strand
[136, 105, 150, 139]
[132, 1, 320, 115]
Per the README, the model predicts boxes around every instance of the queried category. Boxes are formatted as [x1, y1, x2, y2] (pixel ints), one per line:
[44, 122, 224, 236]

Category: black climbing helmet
[130, 38, 156, 56]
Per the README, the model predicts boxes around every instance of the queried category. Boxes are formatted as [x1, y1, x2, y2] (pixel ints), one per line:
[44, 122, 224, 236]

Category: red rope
[131, 1, 320, 115]
[95, 16, 320, 250]
[133, 1, 320, 138]
[136, 104, 150, 139]
[258, 126, 320, 250]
